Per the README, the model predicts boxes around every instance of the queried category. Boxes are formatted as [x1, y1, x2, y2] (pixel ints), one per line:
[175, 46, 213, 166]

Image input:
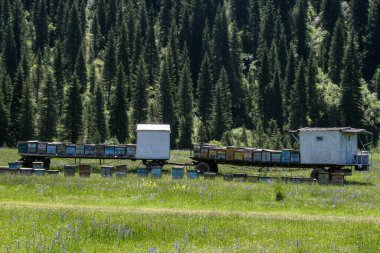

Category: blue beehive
[95, 145, 105, 156]
[84, 145, 95, 156]
[32, 162, 44, 169]
[64, 165, 76, 177]
[126, 145, 136, 158]
[20, 168, 33, 175]
[105, 146, 115, 157]
[187, 170, 199, 179]
[38, 142, 47, 154]
[137, 168, 148, 178]
[17, 142, 28, 154]
[115, 146, 126, 157]
[100, 166, 113, 177]
[8, 162, 22, 170]
[47, 143, 58, 155]
[57, 144, 66, 156]
[76, 145, 85, 156]
[151, 167, 162, 179]
[66, 145, 76, 156]
[291, 151, 300, 163]
[281, 149, 292, 163]
[172, 167, 184, 179]
[27, 141, 38, 154]
[34, 169, 46, 176]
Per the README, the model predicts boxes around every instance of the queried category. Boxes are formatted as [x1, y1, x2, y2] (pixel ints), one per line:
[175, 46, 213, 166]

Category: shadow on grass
[345, 180, 374, 186]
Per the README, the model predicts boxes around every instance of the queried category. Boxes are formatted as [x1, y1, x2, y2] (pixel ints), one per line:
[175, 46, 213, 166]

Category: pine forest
[0, 0, 379, 149]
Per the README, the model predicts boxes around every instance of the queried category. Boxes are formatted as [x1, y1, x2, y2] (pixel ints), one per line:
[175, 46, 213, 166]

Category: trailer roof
[290, 127, 371, 134]
[137, 124, 171, 132]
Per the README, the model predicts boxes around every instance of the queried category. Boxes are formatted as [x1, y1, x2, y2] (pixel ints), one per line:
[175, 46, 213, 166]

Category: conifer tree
[145, 10, 159, 87]
[12, 0, 24, 64]
[230, 0, 250, 30]
[64, 4, 82, 73]
[38, 71, 57, 141]
[211, 4, 230, 82]
[351, 0, 368, 52]
[54, 42, 64, 116]
[109, 65, 128, 143]
[3, 21, 18, 79]
[0, 86, 8, 146]
[117, 23, 130, 78]
[131, 53, 148, 125]
[103, 29, 117, 105]
[190, 0, 205, 82]
[196, 53, 213, 125]
[246, 0, 260, 55]
[177, 51, 193, 149]
[158, 54, 176, 135]
[210, 68, 232, 140]
[159, 0, 172, 47]
[19, 78, 34, 141]
[341, 33, 363, 127]
[289, 59, 308, 129]
[0, 65, 12, 106]
[8, 66, 24, 145]
[34, 0, 48, 52]
[364, 0, 380, 81]
[294, 0, 309, 58]
[94, 83, 107, 143]
[32, 52, 43, 102]
[179, 4, 191, 51]
[62, 75, 83, 143]
[107, 0, 117, 31]
[257, 43, 270, 125]
[75, 43, 87, 93]
[307, 51, 321, 126]
[284, 45, 296, 117]
[321, 0, 341, 33]
[268, 67, 283, 128]
[328, 17, 345, 84]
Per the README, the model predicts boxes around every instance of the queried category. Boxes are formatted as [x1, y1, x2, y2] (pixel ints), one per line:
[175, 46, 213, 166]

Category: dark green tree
[363, 0, 380, 81]
[3, 21, 18, 79]
[230, 0, 250, 29]
[94, 83, 107, 143]
[64, 4, 82, 73]
[159, 0, 172, 47]
[351, 0, 368, 52]
[53, 42, 64, 116]
[328, 17, 345, 84]
[341, 33, 363, 127]
[177, 51, 193, 149]
[75, 43, 87, 93]
[38, 71, 57, 141]
[190, 0, 206, 82]
[12, 0, 24, 64]
[284, 45, 296, 117]
[34, 0, 48, 52]
[321, 0, 341, 33]
[62, 75, 83, 143]
[0, 85, 8, 146]
[19, 78, 34, 141]
[245, 0, 260, 55]
[196, 53, 213, 124]
[210, 68, 232, 140]
[109, 65, 128, 143]
[131, 53, 148, 125]
[257, 43, 271, 125]
[289, 59, 308, 129]
[145, 10, 159, 87]
[103, 29, 117, 105]
[307, 51, 321, 126]
[268, 67, 283, 128]
[7, 66, 24, 145]
[179, 4, 191, 51]
[293, 0, 309, 58]
[117, 22, 130, 78]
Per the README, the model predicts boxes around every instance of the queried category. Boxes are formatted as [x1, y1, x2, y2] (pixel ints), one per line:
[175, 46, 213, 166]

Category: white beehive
[298, 127, 368, 165]
[135, 124, 171, 160]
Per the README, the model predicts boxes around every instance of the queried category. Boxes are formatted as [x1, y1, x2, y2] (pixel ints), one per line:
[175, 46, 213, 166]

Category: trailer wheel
[310, 167, 326, 180]
[147, 161, 162, 170]
[195, 162, 211, 173]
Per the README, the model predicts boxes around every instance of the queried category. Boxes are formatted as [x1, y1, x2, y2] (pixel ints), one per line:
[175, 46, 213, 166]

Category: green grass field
[0, 148, 379, 252]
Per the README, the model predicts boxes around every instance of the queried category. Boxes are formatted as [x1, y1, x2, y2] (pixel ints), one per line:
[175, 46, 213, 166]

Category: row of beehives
[18, 141, 136, 158]
[193, 144, 301, 164]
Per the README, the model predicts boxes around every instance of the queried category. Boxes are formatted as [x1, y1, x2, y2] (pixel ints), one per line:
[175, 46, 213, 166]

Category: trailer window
[316, 136, 323, 141]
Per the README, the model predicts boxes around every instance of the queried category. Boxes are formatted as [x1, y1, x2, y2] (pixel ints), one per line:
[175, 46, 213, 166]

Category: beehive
[38, 142, 47, 154]
[105, 145, 116, 157]
[200, 145, 214, 158]
[47, 143, 58, 155]
[226, 147, 237, 160]
[262, 150, 271, 162]
[208, 148, 217, 159]
[95, 145, 105, 156]
[79, 165, 91, 177]
[126, 144, 136, 158]
[244, 148, 255, 162]
[151, 167, 162, 179]
[233, 149, 245, 161]
[291, 151, 300, 163]
[281, 149, 293, 163]
[216, 148, 226, 160]
[17, 142, 28, 153]
[193, 144, 201, 158]
[253, 149, 262, 162]
[57, 144, 66, 156]
[172, 166, 185, 179]
[100, 166, 113, 177]
[115, 146, 126, 157]
[27, 141, 38, 154]
[66, 145, 76, 156]
[84, 144, 95, 156]
[64, 165, 76, 177]
[32, 162, 44, 169]
[270, 151, 282, 163]
[76, 144, 85, 156]
[187, 170, 199, 179]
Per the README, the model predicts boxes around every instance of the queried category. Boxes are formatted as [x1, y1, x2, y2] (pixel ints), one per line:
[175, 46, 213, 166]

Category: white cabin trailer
[135, 124, 171, 160]
[297, 127, 371, 165]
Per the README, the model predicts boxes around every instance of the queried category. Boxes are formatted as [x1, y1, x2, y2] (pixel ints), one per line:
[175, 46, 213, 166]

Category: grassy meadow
[0, 148, 379, 252]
